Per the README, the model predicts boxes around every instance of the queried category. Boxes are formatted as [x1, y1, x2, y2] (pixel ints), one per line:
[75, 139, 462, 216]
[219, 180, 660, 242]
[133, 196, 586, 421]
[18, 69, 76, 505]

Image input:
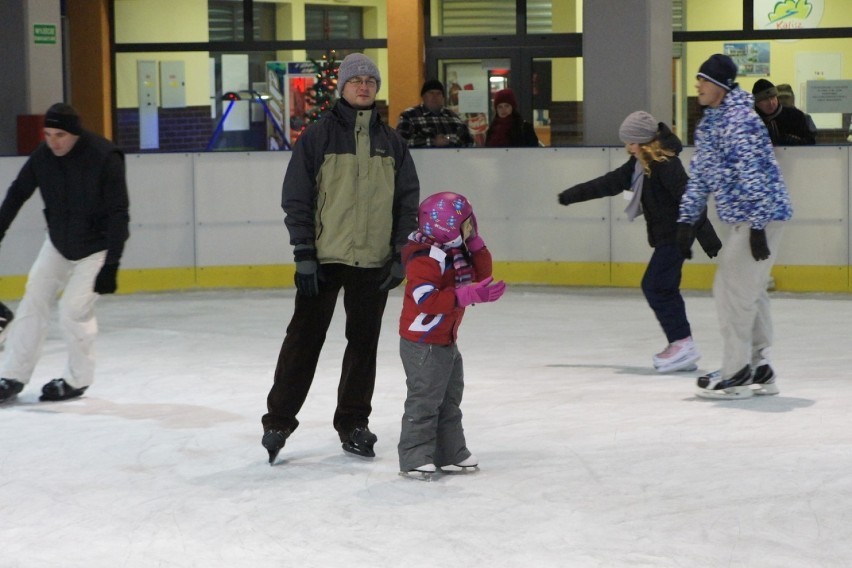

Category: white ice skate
[695, 367, 753, 400]
[653, 337, 700, 373]
[399, 463, 436, 482]
[440, 454, 479, 474]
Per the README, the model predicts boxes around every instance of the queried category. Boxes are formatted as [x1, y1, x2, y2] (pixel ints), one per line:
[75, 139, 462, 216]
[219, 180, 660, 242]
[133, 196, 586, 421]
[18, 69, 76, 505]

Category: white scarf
[623, 160, 645, 221]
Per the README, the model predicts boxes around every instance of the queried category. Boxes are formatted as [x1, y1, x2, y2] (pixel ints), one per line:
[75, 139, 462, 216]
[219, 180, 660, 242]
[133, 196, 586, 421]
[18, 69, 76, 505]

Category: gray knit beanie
[337, 53, 381, 92]
[618, 111, 658, 144]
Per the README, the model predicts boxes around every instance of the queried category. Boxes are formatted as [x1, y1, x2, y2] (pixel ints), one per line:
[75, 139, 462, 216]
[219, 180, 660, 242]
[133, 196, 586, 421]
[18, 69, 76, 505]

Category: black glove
[750, 228, 770, 261]
[293, 244, 320, 297]
[379, 253, 405, 291]
[94, 263, 119, 294]
[702, 234, 722, 258]
[557, 190, 574, 206]
[676, 223, 694, 260]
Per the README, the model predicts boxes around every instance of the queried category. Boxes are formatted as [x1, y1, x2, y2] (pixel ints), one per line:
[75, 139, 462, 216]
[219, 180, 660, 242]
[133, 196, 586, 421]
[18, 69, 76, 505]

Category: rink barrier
[0, 146, 849, 298]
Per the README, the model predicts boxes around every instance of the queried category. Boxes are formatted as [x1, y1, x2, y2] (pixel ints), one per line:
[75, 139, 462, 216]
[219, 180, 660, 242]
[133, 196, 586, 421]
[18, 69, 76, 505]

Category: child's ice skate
[399, 463, 436, 482]
[653, 337, 700, 373]
[440, 454, 479, 474]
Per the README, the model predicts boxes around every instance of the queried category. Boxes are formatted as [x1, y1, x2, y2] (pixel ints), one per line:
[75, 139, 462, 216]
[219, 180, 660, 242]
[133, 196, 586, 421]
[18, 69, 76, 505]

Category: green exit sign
[33, 24, 57, 45]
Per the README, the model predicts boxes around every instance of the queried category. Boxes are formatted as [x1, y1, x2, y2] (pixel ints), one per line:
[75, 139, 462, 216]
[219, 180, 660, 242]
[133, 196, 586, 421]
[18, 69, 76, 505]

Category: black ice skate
[695, 366, 753, 400]
[39, 378, 88, 402]
[262, 429, 290, 465]
[0, 378, 24, 403]
[341, 426, 377, 458]
[751, 363, 779, 396]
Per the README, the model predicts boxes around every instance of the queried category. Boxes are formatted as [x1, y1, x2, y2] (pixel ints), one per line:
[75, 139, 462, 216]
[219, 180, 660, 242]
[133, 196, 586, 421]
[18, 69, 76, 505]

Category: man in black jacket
[0, 103, 130, 403]
[752, 79, 815, 145]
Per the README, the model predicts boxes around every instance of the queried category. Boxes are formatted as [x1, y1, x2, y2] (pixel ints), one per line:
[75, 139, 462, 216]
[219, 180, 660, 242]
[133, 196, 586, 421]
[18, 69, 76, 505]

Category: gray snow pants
[398, 338, 471, 471]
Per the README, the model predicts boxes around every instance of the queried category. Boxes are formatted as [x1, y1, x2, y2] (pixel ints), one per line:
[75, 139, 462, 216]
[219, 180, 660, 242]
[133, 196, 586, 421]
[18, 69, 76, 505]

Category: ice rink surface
[1, 286, 851, 568]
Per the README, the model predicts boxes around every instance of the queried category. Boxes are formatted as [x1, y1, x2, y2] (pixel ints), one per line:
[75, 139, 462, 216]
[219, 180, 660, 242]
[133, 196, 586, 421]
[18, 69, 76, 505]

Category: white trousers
[0, 238, 105, 388]
[713, 222, 785, 379]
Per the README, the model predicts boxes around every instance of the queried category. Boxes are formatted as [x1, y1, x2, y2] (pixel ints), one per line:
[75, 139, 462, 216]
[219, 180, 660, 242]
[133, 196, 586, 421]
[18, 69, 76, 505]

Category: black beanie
[697, 54, 738, 91]
[421, 79, 445, 96]
[752, 78, 778, 102]
[44, 103, 82, 135]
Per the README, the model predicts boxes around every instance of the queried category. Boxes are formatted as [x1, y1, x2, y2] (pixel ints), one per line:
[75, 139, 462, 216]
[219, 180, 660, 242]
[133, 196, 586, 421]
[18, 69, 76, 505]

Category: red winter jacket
[398, 241, 493, 345]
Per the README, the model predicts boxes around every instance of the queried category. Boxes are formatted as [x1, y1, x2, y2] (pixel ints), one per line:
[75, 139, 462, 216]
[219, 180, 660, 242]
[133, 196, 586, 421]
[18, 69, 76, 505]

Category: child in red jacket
[397, 192, 506, 480]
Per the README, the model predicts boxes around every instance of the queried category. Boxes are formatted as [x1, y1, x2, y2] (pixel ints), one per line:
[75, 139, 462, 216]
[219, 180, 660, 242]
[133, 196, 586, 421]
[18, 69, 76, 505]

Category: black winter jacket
[558, 123, 720, 254]
[0, 131, 130, 264]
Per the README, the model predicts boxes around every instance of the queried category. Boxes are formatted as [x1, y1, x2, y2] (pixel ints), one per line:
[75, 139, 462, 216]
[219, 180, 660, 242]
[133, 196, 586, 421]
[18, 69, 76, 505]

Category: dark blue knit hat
[697, 54, 738, 91]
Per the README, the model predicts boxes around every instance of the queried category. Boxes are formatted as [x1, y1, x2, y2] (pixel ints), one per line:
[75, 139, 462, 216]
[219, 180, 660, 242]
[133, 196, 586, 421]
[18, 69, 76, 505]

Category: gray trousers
[714, 222, 785, 379]
[398, 338, 471, 471]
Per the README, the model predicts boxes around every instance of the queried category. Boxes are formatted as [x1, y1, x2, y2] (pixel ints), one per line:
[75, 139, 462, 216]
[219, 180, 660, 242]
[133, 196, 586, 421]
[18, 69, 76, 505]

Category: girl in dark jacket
[557, 111, 721, 373]
[485, 89, 540, 148]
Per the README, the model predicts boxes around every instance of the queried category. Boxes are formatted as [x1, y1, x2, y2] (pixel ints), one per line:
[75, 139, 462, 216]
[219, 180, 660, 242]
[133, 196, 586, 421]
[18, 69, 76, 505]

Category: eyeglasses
[347, 77, 378, 88]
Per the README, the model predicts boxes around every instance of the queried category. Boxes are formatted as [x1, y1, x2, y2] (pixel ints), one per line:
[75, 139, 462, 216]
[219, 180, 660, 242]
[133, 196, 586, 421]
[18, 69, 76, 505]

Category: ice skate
[440, 454, 480, 474]
[399, 463, 436, 482]
[695, 366, 753, 400]
[653, 337, 700, 373]
[750, 363, 779, 396]
[341, 426, 377, 458]
[39, 379, 87, 402]
[0, 378, 24, 403]
[262, 429, 290, 465]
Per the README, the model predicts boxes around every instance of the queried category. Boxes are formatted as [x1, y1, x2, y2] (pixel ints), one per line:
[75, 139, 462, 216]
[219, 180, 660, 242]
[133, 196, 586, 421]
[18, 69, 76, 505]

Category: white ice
[1, 286, 851, 568]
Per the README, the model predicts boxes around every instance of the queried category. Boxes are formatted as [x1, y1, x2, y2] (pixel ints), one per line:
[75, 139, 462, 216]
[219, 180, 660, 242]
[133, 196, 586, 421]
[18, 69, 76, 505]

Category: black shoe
[262, 429, 290, 465]
[39, 379, 88, 402]
[341, 426, 377, 458]
[0, 378, 24, 402]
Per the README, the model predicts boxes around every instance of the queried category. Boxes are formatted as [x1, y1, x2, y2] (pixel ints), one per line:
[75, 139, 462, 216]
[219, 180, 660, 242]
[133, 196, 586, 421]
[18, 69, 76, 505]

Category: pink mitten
[454, 277, 507, 307]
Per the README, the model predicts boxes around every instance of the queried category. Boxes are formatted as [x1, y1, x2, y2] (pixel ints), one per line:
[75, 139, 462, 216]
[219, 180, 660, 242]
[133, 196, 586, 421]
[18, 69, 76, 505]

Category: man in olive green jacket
[262, 53, 420, 464]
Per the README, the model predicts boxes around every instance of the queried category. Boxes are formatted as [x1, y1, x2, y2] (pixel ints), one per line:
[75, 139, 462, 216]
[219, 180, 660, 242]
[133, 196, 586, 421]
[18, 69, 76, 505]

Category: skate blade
[399, 471, 435, 482]
[439, 465, 480, 475]
[751, 383, 779, 396]
[696, 385, 753, 400]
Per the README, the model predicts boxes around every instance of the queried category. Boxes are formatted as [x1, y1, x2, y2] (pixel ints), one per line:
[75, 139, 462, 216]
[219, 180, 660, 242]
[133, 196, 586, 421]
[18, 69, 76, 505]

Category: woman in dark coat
[485, 89, 539, 148]
[557, 111, 721, 373]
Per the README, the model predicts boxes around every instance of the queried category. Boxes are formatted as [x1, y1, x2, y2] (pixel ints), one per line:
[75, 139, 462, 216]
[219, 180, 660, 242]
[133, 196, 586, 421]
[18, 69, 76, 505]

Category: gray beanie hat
[337, 53, 381, 92]
[618, 111, 658, 144]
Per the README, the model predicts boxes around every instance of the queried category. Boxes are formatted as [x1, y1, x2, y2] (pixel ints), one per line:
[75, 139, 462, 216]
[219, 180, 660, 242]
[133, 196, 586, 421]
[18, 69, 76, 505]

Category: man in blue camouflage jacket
[677, 54, 793, 400]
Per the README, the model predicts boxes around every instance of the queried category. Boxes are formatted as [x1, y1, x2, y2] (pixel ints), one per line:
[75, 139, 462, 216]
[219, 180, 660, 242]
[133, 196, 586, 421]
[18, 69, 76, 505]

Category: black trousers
[641, 243, 691, 344]
[262, 264, 389, 439]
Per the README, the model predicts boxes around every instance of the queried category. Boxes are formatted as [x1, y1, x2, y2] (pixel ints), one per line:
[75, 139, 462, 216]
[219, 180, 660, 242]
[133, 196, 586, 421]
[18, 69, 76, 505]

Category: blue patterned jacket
[679, 87, 793, 230]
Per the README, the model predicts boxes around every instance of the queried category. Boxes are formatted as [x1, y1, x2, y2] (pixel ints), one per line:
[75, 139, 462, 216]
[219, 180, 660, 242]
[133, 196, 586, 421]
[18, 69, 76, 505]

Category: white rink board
[0, 146, 849, 275]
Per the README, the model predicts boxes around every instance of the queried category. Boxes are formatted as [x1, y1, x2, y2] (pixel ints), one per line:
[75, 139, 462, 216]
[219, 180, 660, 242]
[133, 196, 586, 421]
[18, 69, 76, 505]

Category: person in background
[485, 88, 540, 148]
[261, 53, 420, 464]
[397, 192, 505, 480]
[396, 79, 474, 148]
[775, 83, 818, 139]
[752, 79, 815, 146]
[0, 103, 130, 403]
[678, 55, 792, 400]
[558, 111, 720, 373]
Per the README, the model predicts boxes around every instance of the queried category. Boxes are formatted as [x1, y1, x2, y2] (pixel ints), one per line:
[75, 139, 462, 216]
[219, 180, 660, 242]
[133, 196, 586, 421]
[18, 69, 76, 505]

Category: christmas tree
[303, 50, 340, 126]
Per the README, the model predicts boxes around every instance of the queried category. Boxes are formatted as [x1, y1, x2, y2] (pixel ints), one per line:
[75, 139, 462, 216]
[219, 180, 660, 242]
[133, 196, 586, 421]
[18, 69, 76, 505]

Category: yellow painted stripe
[0, 263, 849, 300]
